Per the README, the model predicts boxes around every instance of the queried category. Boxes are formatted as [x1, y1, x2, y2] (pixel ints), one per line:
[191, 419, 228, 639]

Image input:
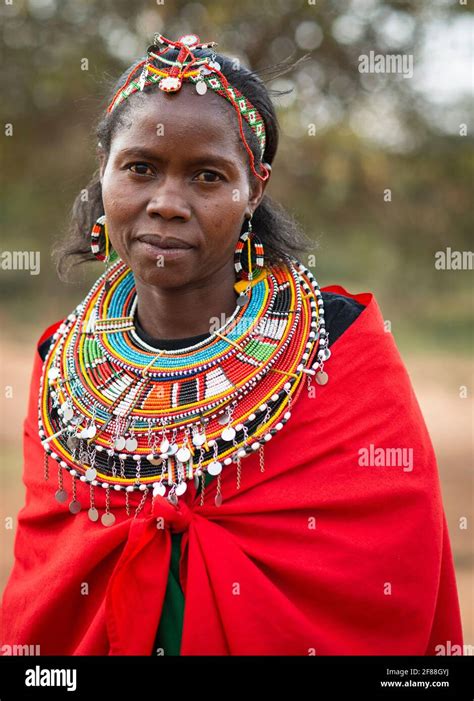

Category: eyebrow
[117, 147, 235, 169]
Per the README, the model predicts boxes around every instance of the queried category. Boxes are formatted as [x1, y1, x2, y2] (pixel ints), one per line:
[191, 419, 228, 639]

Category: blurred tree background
[1, 0, 472, 350]
[1, 0, 473, 642]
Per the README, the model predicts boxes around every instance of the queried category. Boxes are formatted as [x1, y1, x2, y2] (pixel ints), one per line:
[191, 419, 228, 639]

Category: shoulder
[321, 289, 365, 347]
[37, 320, 64, 361]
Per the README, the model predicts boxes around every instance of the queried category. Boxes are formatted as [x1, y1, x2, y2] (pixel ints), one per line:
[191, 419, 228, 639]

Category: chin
[128, 249, 194, 288]
[136, 263, 195, 289]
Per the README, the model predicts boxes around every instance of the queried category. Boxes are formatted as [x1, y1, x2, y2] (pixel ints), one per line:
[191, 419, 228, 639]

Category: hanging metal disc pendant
[176, 481, 187, 496]
[114, 436, 126, 451]
[195, 80, 207, 95]
[207, 460, 222, 476]
[62, 405, 73, 422]
[55, 489, 67, 503]
[218, 412, 231, 426]
[85, 467, 97, 482]
[315, 370, 329, 385]
[192, 433, 206, 447]
[221, 426, 236, 441]
[87, 424, 97, 438]
[67, 435, 79, 451]
[176, 446, 191, 463]
[69, 500, 81, 514]
[168, 491, 178, 505]
[125, 436, 138, 452]
[153, 482, 166, 497]
[88, 507, 99, 522]
[101, 512, 115, 527]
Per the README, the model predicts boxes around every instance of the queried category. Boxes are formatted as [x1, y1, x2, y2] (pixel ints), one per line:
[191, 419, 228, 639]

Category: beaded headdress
[107, 33, 270, 182]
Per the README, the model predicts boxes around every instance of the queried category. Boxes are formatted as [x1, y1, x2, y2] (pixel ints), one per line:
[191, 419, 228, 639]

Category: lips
[136, 234, 193, 249]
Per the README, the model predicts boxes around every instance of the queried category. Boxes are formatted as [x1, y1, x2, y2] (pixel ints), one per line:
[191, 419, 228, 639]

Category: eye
[194, 171, 223, 183]
[128, 162, 155, 176]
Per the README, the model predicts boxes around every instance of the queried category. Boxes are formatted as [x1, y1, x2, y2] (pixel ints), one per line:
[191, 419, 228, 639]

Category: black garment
[37, 291, 364, 361]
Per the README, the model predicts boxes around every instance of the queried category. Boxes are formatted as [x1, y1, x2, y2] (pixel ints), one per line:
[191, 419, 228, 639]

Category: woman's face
[99, 84, 268, 290]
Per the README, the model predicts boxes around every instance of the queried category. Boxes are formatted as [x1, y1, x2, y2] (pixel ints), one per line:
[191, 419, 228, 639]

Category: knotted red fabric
[0, 286, 463, 655]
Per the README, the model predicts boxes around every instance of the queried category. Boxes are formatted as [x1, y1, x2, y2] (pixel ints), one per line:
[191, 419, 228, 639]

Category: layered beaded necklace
[38, 256, 331, 526]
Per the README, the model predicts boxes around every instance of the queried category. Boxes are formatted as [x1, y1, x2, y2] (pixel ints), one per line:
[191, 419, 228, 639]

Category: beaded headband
[107, 33, 270, 182]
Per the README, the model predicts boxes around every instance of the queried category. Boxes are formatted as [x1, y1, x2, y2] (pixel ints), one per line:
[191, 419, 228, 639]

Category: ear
[248, 163, 272, 213]
[97, 143, 107, 183]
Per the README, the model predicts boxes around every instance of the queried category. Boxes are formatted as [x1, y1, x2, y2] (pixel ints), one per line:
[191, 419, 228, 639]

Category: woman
[1, 33, 463, 656]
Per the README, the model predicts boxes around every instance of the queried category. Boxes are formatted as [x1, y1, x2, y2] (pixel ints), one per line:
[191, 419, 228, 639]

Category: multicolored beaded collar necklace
[38, 257, 331, 526]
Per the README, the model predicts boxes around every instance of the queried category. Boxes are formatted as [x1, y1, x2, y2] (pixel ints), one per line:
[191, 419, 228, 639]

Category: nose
[145, 175, 191, 220]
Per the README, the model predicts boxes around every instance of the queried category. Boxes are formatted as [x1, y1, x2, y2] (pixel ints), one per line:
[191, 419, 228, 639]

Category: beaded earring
[90, 214, 113, 290]
[91, 214, 109, 261]
[234, 216, 265, 281]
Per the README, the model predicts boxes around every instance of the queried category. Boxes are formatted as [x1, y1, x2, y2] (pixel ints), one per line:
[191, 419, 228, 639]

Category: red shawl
[0, 286, 463, 655]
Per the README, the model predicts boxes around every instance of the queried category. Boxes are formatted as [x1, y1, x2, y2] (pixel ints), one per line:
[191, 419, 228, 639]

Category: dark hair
[53, 44, 315, 281]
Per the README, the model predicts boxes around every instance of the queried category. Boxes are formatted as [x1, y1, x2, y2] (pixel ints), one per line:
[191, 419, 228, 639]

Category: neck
[134, 260, 238, 340]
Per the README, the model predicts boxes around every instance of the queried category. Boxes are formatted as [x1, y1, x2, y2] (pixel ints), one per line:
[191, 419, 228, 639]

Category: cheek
[202, 206, 242, 256]
[101, 173, 140, 252]
[102, 172, 131, 217]
[202, 188, 248, 240]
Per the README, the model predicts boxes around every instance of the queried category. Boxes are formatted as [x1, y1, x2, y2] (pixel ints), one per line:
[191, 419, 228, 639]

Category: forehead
[111, 83, 241, 153]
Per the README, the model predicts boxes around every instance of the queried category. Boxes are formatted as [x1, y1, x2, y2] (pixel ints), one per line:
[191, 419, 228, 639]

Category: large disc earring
[234, 217, 265, 282]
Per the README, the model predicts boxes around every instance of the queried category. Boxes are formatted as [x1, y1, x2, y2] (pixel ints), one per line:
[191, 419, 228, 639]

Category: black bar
[0, 655, 471, 699]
